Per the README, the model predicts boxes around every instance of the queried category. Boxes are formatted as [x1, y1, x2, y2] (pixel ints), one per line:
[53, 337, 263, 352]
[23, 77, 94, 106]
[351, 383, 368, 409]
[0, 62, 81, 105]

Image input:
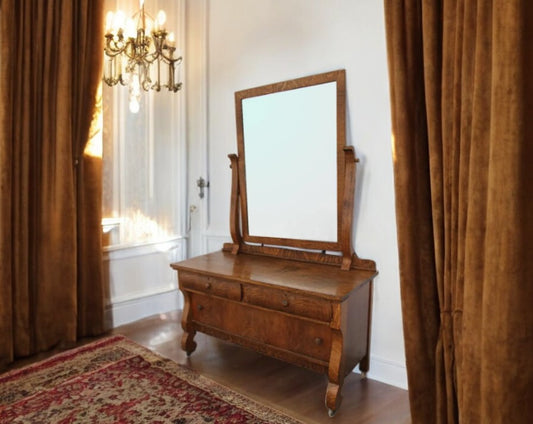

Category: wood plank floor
[7, 310, 411, 423]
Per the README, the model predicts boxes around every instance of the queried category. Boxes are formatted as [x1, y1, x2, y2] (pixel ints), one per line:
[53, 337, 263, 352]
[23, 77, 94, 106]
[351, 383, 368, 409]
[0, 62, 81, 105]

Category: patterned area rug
[0, 335, 303, 423]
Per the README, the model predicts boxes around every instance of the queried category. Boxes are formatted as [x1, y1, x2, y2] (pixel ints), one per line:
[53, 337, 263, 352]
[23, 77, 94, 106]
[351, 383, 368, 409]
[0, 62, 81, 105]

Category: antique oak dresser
[171, 70, 377, 416]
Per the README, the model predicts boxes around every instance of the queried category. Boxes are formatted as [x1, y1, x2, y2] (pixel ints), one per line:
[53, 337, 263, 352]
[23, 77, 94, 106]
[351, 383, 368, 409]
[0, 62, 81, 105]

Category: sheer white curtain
[102, 0, 185, 248]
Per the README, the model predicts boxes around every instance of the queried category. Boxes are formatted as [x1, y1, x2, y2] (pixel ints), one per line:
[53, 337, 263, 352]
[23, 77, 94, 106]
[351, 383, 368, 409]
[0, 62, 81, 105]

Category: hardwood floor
[7, 310, 411, 423]
[112, 310, 411, 424]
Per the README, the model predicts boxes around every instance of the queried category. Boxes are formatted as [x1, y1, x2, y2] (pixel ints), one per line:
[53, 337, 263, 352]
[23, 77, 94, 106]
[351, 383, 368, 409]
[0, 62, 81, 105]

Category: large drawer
[242, 284, 332, 322]
[179, 271, 241, 301]
[190, 293, 332, 362]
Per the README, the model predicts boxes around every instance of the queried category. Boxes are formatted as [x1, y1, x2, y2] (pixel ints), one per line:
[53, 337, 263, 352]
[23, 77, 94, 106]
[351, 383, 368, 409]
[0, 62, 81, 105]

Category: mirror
[235, 70, 346, 251]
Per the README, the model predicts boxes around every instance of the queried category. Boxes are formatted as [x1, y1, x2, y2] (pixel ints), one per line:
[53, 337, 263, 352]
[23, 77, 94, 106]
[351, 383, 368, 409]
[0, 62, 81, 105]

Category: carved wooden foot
[359, 354, 370, 376]
[181, 330, 197, 356]
[325, 381, 343, 417]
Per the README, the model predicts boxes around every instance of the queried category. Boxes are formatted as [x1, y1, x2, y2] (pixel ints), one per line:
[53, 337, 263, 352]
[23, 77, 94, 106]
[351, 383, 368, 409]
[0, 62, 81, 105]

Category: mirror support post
[340, 147, 357, 270]
[227, 154, 242, 254]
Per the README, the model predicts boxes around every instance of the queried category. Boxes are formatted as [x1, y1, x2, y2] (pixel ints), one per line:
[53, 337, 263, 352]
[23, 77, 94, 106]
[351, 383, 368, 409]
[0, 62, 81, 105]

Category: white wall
[188, 0, 406, 388]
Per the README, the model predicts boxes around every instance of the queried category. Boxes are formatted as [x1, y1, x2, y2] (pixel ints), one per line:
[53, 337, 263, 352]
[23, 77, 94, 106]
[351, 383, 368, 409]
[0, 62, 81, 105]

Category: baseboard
[365, 355, 408, 389]
[106, 289, 183, 329]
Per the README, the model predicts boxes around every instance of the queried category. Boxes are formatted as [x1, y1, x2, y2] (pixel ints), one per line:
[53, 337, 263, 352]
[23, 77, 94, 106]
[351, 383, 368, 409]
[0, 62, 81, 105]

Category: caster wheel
[328, 409, 336, 418]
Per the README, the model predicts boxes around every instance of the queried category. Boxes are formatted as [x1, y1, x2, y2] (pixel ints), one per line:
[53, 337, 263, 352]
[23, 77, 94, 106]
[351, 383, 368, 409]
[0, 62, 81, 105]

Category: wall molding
[105, 289, 183, 329]
[366, 355, 407, 390]
[103, 237, 186, 260]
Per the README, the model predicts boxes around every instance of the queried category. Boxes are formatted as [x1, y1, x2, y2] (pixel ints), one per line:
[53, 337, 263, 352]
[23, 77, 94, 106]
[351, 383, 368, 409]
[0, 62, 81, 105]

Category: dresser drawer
[242, 285, 332, 322]
[190, 293, 332, 362]
[179, 271, 241, 301]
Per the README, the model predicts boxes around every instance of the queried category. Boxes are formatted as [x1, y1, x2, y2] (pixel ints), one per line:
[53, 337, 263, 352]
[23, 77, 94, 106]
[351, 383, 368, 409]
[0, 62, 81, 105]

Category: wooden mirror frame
[224, 70, 375, 272]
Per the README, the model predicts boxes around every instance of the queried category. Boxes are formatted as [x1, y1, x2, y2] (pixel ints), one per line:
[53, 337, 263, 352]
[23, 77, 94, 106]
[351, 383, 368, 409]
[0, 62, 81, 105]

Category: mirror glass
[242, 83, 337, 241]
[236, 70, 345, 249]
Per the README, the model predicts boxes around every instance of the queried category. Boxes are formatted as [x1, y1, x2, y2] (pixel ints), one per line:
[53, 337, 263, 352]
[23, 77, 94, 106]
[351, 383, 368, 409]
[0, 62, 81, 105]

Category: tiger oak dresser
[171, 70, 377, 416]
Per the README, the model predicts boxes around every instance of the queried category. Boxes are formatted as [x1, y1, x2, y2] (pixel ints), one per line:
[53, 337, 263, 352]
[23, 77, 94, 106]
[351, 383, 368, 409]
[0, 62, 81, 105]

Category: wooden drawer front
[242, 285, 331, 322]
[179, 271, 241, 301]
[190, 293, 332, 362]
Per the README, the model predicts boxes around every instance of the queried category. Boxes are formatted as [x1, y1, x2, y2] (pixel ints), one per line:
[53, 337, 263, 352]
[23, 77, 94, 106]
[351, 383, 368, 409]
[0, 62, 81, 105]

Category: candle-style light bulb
[105, 11, 114, 33]
[156, 10, 166, 29]
[113, 10, 125, 32]
[167, 32, 175, 46]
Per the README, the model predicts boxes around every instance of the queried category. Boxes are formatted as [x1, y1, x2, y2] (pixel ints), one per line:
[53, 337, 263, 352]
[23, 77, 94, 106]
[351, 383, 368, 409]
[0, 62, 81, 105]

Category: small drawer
[242, 285, 331, 322]
[179, 271, 241, 301]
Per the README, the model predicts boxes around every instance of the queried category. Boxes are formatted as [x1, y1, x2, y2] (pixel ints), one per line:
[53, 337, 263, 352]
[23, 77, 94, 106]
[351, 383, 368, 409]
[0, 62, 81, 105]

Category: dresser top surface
[172, 250, 377, 300]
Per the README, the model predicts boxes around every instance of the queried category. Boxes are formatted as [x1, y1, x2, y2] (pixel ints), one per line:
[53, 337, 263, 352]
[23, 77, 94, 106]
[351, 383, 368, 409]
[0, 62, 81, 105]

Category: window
[102, 0, 185, 248]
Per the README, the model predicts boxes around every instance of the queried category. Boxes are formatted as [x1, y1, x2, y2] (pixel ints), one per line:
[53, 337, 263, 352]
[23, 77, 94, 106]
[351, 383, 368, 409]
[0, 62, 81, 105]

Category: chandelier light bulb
[156, 10, 166, 29]
[105, 11, 114, 33]
[167, 32, 175, 46]
[113, 10, 125, 32]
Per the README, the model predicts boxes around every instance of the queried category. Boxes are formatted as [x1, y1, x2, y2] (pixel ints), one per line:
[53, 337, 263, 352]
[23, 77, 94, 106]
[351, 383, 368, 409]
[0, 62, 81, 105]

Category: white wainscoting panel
[103, 237, 186, 328]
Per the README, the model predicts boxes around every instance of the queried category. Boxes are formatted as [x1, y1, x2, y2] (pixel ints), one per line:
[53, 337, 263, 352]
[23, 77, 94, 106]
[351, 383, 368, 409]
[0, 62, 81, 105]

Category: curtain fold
[71, 0, 106, 337]
[0, 0, 105, 369]
[384, 1, 533, 423]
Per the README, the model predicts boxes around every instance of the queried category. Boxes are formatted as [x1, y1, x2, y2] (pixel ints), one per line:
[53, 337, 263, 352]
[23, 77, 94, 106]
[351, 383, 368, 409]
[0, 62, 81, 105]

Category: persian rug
[0, 335, 303, 424]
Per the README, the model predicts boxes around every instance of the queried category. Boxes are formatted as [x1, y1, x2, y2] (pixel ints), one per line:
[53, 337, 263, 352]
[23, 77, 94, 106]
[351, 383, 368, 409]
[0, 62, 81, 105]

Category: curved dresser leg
[325, 381, 343, 417]
[359, 354, 369, 378]
[325, 324, 345, 415]
[180, 290, 197, 356]
[181, 331, 197, 356]
[359, 278, 373, 380]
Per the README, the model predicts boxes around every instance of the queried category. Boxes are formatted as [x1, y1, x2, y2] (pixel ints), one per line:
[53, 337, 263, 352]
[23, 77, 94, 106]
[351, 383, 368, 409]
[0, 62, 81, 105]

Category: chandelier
[103, 0, 182, 113]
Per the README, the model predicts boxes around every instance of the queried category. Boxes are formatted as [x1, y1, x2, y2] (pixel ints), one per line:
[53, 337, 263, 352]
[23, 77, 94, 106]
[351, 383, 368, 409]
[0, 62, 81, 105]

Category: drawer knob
[314, 337, 323, 346]
[205, 282, 211, 290]
[197, 304, 204, 311]
[281, 299, 289, 307]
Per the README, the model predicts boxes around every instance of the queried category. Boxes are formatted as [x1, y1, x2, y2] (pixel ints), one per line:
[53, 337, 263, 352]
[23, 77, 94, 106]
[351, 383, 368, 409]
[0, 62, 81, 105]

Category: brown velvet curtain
[384, 1, 533, 423]
[0, 0, 105, 369]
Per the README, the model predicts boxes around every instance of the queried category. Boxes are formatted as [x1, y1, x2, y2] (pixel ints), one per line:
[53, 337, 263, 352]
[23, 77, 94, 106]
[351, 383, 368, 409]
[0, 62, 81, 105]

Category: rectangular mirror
[235, 70, 346, 251]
